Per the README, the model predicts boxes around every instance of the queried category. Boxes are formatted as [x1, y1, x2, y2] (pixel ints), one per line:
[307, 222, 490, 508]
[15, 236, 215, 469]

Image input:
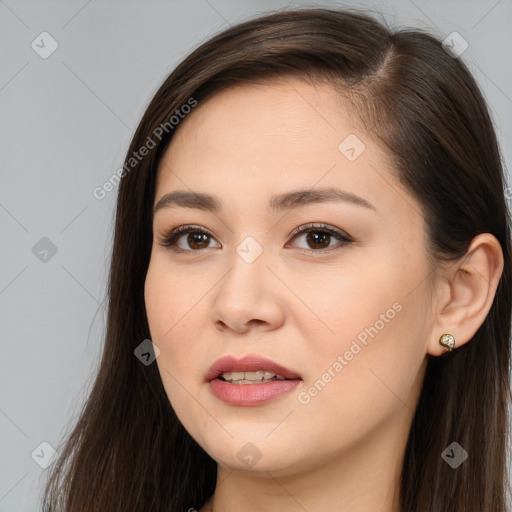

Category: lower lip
[209, 378, 302, 406]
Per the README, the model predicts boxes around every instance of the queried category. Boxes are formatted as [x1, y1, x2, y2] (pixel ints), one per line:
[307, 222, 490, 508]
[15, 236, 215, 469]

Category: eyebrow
[153, 187, 376, 215]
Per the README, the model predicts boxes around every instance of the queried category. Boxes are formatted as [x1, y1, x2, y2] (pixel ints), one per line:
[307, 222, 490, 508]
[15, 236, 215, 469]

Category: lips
[206, 354, 302, 382]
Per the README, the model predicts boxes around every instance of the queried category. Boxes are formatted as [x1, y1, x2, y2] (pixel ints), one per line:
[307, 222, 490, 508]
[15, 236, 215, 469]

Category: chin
[199, 433, 305, 475]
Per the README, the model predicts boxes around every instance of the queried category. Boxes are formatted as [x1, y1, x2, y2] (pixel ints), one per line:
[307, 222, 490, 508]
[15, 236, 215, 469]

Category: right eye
[158, 225, 221, 252]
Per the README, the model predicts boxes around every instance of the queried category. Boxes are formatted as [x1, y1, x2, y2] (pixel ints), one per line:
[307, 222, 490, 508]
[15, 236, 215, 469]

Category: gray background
[1, 0, 511, 510]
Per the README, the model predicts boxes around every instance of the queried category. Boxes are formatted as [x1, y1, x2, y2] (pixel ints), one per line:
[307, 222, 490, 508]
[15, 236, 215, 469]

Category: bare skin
[144, 78, 503, 512]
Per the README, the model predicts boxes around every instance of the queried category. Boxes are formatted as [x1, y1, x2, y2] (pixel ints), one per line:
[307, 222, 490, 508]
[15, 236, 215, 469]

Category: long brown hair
[42, 7, 512, 511]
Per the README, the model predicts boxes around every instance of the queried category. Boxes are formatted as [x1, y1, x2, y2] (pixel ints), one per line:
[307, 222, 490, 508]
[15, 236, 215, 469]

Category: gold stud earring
[439, 333, 456, 352]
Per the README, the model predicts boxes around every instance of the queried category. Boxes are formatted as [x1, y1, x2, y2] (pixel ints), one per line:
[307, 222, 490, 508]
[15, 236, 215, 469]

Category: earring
[439, 333, 456, 352]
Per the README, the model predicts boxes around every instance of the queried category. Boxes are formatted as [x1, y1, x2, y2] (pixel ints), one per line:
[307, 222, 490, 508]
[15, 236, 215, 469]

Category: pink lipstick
[206, 354, 303, 406]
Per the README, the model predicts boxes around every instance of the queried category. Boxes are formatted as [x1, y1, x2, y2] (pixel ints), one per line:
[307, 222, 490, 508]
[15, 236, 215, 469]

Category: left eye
[289, 227, 351, 253]
[158, 223, 353, 254]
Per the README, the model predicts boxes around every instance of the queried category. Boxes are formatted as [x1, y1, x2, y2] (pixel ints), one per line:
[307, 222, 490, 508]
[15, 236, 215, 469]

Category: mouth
[206, 354, 303, 384]
[206, 354, 303, 406]
[218, 370, 293, 384]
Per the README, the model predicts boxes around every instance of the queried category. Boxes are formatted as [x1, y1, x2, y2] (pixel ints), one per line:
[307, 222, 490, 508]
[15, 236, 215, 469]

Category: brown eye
[159, 225, 220, 252]
[186, 232, 211, 250]
[288, 223, 353, 254]
[159, 222, 353, 255]
[304, 231, 331, 250]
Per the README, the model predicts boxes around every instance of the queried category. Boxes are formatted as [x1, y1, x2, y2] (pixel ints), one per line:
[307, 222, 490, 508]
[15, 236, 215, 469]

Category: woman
[42, 6, 511, 512]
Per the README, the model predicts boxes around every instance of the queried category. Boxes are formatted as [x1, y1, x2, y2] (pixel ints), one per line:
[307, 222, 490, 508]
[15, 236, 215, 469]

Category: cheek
[144, 256, 211, 391]
[297, 267, 429, 432]
[144, 256, 203, 341]
[286, 258, 402, 355]
[288, 307, 425, 465]
[293, 244, 427, 382]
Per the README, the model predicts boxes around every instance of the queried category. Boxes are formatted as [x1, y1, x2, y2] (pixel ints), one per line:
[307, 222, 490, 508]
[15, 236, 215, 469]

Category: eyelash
[157, 222, 353, 256]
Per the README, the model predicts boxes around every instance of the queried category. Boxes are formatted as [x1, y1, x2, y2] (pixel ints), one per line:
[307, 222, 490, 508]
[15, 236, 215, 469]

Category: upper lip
[206, 354, 302, 382]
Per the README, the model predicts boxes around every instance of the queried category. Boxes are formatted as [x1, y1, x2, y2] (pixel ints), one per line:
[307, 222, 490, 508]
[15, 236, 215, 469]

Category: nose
[208, 242, 285, 334]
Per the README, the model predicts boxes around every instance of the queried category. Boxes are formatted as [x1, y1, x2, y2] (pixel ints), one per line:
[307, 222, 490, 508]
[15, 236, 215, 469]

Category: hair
[42, 6, 512, 512]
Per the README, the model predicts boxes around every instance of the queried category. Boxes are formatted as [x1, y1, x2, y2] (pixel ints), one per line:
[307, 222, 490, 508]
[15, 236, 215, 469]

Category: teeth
[220, 370, 287, 382]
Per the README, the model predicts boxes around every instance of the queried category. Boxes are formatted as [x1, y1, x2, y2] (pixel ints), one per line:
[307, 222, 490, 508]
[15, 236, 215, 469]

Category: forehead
[162, 78, 354, 167]
[155, 78, 416, 223]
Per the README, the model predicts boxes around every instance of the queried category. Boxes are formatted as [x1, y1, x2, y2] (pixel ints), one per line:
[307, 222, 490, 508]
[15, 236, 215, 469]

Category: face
[144, 78, 433, 476]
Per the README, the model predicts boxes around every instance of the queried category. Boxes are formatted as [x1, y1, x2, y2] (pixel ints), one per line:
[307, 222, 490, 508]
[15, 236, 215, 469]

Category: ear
[427, 233, 504, 356]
